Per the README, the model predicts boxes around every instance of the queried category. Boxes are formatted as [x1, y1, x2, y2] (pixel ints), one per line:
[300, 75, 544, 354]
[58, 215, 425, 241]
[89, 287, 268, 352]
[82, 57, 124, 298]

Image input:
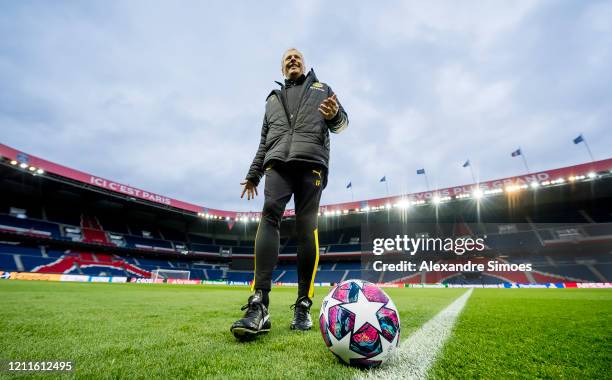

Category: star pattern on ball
[327, 327, 369, 361]
[339, 286, 386, 332]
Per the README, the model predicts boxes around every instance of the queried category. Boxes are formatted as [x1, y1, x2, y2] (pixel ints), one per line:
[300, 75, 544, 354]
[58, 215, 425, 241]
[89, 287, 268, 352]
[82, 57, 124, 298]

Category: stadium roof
[2, 142, 612, 221]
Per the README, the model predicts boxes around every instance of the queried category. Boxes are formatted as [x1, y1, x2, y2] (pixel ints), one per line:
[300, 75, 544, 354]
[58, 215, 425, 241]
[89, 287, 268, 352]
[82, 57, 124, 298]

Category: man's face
[283, 50, 304, 79]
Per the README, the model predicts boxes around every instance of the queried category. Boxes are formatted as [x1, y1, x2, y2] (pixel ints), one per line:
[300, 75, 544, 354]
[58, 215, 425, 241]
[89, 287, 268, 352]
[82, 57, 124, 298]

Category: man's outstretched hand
[319, 94, 339, 120]
[240, 180, 258, 200]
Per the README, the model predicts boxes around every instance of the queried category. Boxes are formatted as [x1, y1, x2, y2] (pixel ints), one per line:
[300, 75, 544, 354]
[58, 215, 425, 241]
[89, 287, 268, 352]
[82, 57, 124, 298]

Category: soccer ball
[319, 279, 400, 367]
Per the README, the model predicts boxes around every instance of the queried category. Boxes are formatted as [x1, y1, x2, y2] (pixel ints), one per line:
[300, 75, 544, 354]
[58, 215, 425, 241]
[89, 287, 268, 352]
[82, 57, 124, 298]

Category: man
[230, 48, 348, 340]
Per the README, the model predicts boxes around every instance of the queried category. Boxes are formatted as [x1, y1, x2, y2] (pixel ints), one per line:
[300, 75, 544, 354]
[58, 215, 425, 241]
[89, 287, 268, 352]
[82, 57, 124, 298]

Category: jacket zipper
[278, 75, 312, 160]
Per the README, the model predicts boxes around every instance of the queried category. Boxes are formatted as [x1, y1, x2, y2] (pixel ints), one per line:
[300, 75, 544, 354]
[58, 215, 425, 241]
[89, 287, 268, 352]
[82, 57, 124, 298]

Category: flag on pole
[346, 182, 352, 189]
[416, 168, 425, 175]
[462, 160, 470, 168]
[573, 134, 584, 144]
[511, 148, 522, 157]
[379, 176, 386, 182]
[573, 133, 594, 161]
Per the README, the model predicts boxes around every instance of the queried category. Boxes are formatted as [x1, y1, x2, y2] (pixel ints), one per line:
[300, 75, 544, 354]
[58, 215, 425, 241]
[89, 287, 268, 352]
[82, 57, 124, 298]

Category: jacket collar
[275, 68, 318, 88]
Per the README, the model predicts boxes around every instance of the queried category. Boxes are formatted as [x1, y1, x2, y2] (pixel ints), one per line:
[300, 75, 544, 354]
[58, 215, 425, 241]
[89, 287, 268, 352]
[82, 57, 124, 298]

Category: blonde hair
[281, 48, 305, 77]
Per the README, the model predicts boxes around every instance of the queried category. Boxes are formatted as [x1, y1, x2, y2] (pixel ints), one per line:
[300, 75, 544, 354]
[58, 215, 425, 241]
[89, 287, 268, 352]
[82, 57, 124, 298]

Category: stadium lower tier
[1, 243, 610, 284]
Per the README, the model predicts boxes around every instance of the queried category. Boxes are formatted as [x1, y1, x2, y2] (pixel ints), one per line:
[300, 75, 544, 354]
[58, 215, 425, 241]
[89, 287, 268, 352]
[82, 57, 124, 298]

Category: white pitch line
[357, 288, 473, 380]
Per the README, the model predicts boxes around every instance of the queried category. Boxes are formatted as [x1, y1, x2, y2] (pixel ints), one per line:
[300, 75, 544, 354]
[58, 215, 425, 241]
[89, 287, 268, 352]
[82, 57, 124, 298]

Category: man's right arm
[244, 115, 269, 186]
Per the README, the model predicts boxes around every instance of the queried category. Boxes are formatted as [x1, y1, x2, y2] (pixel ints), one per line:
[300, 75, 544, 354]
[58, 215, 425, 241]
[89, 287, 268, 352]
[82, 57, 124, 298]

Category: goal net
[151, 269, 191, 281]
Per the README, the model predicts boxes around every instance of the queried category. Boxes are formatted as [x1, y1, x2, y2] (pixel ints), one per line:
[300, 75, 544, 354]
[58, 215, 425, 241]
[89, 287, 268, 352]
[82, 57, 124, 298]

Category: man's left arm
[320, 86, 349, 134]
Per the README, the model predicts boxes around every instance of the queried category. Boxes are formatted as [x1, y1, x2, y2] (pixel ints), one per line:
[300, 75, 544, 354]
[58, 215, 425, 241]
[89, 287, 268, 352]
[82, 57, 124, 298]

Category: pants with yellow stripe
[252, 160, 325, 299]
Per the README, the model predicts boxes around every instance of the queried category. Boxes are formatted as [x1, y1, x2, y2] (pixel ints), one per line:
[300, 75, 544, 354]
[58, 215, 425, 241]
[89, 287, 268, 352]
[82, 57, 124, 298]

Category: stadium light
[10, 160, 17, 165]
[505, 185, 521, 193]
[28, 166, 36, 172]
[36, 168, 44, 175]
[530, 181, 540, 189]
[587, 172, 596, 179]
[19, 163, 28, 169]
[550, 178, 565, 185]
[432, 196, 441, 205]
[396, 200, 410, 209]
[472, 189, 484, 199]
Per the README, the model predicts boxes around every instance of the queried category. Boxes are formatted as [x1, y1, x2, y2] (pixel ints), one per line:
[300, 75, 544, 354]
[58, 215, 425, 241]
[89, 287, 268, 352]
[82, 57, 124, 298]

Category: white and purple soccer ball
[319, 279, 401, 368]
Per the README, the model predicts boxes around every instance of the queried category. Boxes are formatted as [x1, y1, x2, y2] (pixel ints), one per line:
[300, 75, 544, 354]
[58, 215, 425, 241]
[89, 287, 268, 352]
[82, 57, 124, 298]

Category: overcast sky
[1, 1, 611, 212]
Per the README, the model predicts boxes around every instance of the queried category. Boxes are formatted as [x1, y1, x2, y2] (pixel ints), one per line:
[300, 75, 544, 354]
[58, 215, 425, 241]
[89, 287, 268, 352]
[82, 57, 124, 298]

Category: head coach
[231, 48, 349, 340]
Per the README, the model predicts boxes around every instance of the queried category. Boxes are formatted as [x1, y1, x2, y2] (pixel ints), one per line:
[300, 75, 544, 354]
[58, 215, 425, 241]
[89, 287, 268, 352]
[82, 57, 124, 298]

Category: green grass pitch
[0, 281, 610, 379]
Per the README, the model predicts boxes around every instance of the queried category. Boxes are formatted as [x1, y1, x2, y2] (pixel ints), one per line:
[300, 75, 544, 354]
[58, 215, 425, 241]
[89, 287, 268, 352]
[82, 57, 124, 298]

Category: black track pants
[251, 161, 325, 299]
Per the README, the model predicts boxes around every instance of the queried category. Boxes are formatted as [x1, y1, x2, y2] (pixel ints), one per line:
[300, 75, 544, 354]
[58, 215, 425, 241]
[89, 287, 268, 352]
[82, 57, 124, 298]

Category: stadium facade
[1, 143, 611, 287]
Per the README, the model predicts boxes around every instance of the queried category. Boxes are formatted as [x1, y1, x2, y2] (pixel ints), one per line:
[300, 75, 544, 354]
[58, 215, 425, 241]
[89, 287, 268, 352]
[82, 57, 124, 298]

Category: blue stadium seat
[0, 215, 61, 238]
[46, 250, 67, 258]
[318, 263, 335, 270]
[189, 269, 206, 279]
[315, 270, 345, 283]
[137, 258, 172, 267]
[533, 264, 598, 281]
[0, 244, 42, 256]
[206, 269, 223, 280]
[0, 254, 18, 271]
[20, 256, 60, 271]
[334, 262, 360, 270]
[226, 271, 252, 282]
[327, 244, 360, 253]
[381, 270, 413, 283]
[280, 270, 298, 283]
[124, 236, 173, 250]
[191, 243, 220, 253]
[594, 264, 612, 281]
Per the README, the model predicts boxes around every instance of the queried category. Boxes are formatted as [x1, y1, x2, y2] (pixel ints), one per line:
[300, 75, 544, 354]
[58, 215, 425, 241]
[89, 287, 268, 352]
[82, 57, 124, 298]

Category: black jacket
[245, 69, 348, 187]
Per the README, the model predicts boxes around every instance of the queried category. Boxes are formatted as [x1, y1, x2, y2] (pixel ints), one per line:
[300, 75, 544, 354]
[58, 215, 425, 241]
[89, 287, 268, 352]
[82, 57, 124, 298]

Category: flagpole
[424, 174, 430, 191]
[521, 155, 530, 174]
[519, 148, 530, 174]
[582, 136, 595, 162]
[469, 165, 476, 183]
[465, 160, 476, 183]
[385, 179, 389, 196]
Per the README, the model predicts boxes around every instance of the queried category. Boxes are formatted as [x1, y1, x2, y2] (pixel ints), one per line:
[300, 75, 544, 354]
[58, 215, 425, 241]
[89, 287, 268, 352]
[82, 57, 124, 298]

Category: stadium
[1, 142, 611, 378]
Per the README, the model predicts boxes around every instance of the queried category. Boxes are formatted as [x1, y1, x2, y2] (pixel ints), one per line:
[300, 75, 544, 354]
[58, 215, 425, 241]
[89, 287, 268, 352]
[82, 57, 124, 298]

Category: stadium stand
[1, 149, 612, 285]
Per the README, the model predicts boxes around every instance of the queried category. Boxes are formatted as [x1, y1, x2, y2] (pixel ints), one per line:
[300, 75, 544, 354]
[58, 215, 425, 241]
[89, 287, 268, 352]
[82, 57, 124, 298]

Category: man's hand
[319, 94, 339, 120]
[240, 180, 258, 200]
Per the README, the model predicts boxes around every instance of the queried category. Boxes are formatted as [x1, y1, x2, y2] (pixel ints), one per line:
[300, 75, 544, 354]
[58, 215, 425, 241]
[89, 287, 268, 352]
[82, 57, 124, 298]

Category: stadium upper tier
[2, 143, 612, 222]
[1, 243, 610, 284]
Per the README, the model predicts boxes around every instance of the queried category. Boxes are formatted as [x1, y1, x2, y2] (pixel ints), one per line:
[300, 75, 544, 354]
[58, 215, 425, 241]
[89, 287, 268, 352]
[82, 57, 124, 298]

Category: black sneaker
[230, 290, 271, 340]
[290, 296, 313, 331]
